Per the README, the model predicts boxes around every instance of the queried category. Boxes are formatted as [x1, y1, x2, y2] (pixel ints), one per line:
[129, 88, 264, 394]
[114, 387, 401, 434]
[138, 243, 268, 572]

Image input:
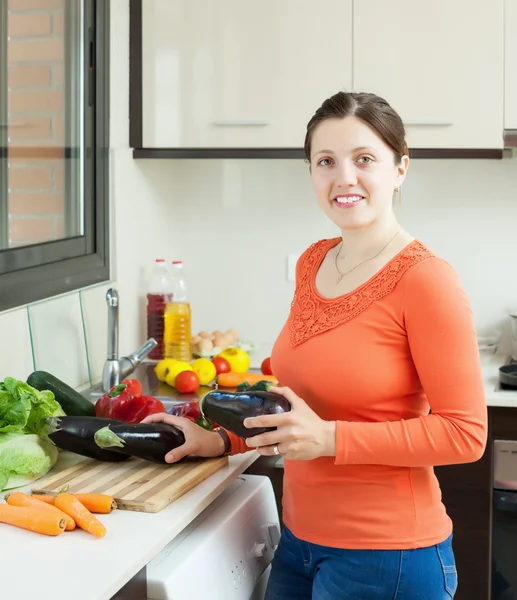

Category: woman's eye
[317, 158, 333, 166]
[357, 156, 373, 164]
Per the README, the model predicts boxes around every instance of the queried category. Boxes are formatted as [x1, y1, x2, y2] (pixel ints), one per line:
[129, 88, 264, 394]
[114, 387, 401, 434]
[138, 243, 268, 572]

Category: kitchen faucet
[102, 288, 158, 392]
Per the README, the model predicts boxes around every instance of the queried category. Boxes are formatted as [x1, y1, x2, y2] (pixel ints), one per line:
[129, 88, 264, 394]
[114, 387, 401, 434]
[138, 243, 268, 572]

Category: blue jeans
[265, 527, 458, 600]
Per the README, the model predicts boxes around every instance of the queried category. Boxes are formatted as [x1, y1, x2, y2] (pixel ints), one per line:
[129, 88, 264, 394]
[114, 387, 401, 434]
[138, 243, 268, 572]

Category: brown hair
[304, 91, 409, 165]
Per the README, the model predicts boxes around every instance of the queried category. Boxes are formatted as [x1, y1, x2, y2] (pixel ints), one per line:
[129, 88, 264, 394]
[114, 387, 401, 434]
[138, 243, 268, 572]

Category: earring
[394, 186, 402, 205]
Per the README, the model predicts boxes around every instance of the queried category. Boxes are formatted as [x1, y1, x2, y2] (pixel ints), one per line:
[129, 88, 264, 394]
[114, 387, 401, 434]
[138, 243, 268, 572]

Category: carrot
[0, 504, 66, 536]
[72, 494, 117, 514]
[31, 492, 117, 514]
[217, 372, 278, 388]
[30, 494, 55, 504]
[6, 492, 75, 531]
[54, 494, 106, 538]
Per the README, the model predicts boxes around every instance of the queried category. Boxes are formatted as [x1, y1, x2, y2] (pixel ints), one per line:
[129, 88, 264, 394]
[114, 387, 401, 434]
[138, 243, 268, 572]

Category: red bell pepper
[94, 379, 165, 424]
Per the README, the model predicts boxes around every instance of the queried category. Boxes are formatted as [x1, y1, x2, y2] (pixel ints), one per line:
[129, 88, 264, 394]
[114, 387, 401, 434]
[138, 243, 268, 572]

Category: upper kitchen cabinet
[353, 0, 505, 150]
[136, 0, 352, 151]
[505, 0, 517, 130]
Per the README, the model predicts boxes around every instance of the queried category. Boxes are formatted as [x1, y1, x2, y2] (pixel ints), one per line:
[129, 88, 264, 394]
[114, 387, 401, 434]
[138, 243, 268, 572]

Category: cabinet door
[505, 0, 517, 129]
[353, 0, 504, 149]
[141, 0, 352, 148]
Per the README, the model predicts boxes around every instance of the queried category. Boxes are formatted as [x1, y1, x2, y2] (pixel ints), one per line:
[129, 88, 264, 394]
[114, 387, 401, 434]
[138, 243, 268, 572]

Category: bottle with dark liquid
[146, 259, 174, 360]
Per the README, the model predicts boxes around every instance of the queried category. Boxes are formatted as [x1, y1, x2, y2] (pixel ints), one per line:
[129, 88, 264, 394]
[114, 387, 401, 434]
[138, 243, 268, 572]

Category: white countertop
[482, 353, 517, 407]
[2, 449, 259, 600]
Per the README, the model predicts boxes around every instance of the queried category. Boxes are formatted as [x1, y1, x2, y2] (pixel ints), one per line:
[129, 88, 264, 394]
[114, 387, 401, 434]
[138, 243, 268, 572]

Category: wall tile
[0, 307, 34, 381]
[28, 292, 89, 388]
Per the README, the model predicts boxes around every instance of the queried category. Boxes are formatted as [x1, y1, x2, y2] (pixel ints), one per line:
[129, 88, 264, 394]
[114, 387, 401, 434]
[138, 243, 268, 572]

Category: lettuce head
[0, 432, 59, 491]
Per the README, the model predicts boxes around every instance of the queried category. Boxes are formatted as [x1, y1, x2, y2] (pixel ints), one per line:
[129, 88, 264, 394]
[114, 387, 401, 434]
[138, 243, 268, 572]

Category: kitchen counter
[2, 448, 259, 600]
[482, 353, 517, 407]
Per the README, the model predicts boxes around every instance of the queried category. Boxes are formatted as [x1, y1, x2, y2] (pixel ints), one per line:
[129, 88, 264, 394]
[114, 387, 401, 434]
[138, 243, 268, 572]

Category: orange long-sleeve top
[227, 238, 487, 550]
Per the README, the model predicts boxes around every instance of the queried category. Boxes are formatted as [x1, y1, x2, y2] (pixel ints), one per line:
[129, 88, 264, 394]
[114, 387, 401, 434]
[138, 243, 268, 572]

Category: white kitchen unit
[505, 0, 517, 129]
[141, 0, 352, 148]
[353, 0, 505, 149]
[147, 474, 280, 600]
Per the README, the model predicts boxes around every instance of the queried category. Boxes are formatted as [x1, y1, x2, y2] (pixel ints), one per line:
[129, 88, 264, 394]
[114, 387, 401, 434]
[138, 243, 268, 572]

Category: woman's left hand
[243, 386, 336, 460]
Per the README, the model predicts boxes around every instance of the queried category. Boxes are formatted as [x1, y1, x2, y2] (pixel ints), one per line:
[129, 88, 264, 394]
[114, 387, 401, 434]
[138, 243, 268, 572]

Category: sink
[80, 361, 263, 412]
[80, 361, 200, 411]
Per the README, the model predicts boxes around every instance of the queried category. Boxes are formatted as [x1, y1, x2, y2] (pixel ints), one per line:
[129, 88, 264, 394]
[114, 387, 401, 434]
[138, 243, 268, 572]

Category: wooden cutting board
[31, 455, 229, 513]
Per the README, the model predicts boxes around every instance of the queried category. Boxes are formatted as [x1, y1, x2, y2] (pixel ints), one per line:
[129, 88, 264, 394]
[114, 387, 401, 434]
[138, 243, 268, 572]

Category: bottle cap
[155, 259, 166, 263]
[172, 260, 183, 265]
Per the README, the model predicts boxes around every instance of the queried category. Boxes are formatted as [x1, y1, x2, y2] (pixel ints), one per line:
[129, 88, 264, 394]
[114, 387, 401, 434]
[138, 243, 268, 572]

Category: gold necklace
[334, 228, 402, 284]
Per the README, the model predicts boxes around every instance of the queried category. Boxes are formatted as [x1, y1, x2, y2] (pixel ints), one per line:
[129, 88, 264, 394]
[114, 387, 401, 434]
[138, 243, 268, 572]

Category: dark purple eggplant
[45, 416, 130, 462]
[94, 423, 186, 463]
[200, 389, 291, 439]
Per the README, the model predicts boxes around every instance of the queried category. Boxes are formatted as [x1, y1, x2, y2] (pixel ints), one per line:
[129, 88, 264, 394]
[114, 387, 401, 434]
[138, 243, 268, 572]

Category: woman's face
[309, 116, 409, 230]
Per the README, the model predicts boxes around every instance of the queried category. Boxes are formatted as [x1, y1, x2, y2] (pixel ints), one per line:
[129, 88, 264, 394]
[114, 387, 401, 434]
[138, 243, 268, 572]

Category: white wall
[131, 155, 517, 355]
[0, 0, 515, 386]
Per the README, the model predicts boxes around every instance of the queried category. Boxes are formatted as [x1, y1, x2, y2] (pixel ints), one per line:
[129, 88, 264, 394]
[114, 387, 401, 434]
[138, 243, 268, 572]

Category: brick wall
[6, 0, 66, 247]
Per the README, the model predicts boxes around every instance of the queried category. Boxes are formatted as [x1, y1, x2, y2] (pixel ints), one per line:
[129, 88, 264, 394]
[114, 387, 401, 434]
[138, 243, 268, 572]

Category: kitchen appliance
[31, 455, 228, 513]
[492, 441, 517, 600]
[146, 474, 281, 600]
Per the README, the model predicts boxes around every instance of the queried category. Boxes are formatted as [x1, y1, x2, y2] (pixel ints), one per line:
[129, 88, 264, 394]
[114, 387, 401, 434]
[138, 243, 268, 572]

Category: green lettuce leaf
[0, 432, 59, 491]
[0, 384, 31, 433]
[0, 378, 64, 436]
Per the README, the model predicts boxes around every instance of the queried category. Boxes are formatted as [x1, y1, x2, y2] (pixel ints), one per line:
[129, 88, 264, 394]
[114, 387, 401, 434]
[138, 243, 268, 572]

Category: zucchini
[27, 371, 95, 417]
[236, 379, 274, 393]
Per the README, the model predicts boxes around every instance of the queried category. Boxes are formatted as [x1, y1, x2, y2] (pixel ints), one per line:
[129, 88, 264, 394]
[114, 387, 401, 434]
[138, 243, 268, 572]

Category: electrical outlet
[286, 254, 300, 282]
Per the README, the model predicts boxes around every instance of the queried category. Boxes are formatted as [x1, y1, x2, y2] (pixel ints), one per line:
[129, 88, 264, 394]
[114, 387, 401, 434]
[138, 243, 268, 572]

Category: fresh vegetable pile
[0, 490, 116, 538]
[0, 377, 65, 491]
[154, 348, 277, 395]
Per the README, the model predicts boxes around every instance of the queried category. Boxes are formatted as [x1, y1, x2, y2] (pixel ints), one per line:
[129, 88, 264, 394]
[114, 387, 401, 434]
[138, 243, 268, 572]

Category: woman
[144, 91, 487, 599]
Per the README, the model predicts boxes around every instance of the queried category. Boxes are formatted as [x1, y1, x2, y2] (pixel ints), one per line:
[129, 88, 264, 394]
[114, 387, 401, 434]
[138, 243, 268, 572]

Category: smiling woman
[147, 90, 487, 600]
[0, 0, 109, 311]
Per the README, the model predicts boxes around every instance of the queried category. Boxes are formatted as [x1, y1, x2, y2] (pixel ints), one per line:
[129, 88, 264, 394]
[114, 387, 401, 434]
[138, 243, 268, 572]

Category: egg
[192, 335, 202, 345]
[226, 328, 240, 342]
[198, 331, 211, 339]
[212, 330, 224, 339]
[198, 338, 214, 353]
[214, 333, 230, 350]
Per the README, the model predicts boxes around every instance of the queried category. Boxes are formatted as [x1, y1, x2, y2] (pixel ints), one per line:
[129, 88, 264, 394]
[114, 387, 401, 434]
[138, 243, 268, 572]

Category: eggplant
[200, 390, 291, 439]
[45, 416, 130, 462]
[94, 423, 186, 463]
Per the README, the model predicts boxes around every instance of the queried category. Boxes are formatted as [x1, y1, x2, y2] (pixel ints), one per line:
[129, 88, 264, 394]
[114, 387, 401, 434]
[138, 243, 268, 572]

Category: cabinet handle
[404, 120, 453, 127]
[213, 120, 269, 126]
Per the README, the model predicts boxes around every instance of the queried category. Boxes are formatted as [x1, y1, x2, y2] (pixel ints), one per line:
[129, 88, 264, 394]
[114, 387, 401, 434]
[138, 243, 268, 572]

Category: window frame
[0, 0, 110, 312]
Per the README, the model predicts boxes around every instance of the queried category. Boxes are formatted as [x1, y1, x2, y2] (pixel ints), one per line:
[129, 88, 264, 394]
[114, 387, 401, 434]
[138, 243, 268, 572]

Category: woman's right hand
[141, 412, 226, 463]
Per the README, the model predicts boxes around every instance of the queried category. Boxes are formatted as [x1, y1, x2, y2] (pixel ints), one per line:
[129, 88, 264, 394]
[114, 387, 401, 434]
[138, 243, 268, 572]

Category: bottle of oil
[164, 261, 192, 362]
[146, 259, 174, 360]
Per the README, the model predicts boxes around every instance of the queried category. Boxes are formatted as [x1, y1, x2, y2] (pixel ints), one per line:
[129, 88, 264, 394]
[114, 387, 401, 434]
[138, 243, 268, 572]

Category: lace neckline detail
[288, 238, 434, 347]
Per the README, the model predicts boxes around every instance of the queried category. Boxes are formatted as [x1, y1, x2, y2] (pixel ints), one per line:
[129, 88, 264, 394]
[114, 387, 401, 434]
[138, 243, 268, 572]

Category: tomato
[174, 370, 200, 394]
[211, 356, 231, 375]
[261, 357, 273, 376]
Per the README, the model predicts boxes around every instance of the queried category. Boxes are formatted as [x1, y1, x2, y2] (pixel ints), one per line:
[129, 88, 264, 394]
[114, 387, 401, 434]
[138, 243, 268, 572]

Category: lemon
[191, 358, 217, 386]
[217, 347, 250, 373]
[154, 358, 179, 383]
[164, 360, 193, 387]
